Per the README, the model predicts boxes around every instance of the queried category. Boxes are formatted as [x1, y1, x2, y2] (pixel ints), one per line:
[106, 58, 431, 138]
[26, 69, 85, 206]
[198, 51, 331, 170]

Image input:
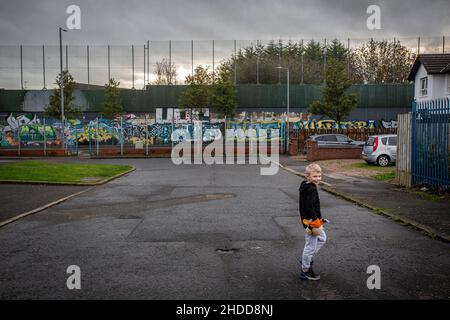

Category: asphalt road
[0, 158, 449, 299]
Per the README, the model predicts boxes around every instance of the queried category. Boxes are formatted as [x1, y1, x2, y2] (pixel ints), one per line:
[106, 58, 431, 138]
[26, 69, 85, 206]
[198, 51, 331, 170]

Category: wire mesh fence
[0, 110, 298, 157]
[1, 37, 448, 90]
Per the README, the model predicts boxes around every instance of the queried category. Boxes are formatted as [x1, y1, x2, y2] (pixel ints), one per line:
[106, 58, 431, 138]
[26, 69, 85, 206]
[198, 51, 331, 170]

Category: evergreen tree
[309, 59, 359, 126]
[211, 67, 238, 119]
[179, 66, 213, 120]
[102, 78, 124, 118]
[44, 71, 81, 120]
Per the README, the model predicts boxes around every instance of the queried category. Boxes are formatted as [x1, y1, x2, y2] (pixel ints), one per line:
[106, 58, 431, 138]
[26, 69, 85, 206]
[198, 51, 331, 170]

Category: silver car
[361, 134, 397, 166]
[303, 134, 365, 153]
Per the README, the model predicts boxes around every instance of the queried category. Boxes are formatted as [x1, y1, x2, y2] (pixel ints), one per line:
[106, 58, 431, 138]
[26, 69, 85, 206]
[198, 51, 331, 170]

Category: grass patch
[372, 207, 387, 215]
[373, 172, 396, 181]
[348, 162, 395, 172]
[0, 160, 134, 184]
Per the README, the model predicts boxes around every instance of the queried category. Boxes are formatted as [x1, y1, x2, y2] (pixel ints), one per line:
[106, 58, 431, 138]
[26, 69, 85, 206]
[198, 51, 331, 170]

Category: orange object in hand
[303, 218, 325, 228]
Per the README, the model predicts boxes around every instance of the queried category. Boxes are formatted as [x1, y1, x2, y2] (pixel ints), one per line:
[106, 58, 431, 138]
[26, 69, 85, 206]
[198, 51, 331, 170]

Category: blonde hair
[305, 163, 322, 176]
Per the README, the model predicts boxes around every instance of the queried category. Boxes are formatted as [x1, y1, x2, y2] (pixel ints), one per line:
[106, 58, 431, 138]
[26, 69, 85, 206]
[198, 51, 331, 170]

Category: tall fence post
[43, 116, 47, 156]
[42, 45, 46, 89]
[145, 114, 149, 156]
[234, 40, 237, 85]
[87, 45, 90, 87]
[20, 45, 23, 90]
[17, 122, 21, 156]
[75, 123, 78, 156]
[108, 45, 110, 82]
[132, 45, 135, 89]
[147, 40, 150, 87]
[88, 120, 92, 156]
[96, 117, 99, 157]
[120, 116, 124, 156]
[301, 39, 304, 84]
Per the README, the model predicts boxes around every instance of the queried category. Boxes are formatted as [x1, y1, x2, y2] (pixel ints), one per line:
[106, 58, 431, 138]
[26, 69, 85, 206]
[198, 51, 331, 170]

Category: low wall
[0, 149, 66, 157]
[306, 140, 363, 161]
[0, 142, 281, 158]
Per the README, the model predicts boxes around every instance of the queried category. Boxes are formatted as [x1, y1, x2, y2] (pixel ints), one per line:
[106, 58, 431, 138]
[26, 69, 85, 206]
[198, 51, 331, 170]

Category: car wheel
[376, 155, 390, 167]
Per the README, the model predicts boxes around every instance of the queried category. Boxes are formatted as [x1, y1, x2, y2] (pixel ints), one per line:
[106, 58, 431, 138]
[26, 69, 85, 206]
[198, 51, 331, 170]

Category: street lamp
[59, 27, 67, 151]
[277, 66, 289, 154]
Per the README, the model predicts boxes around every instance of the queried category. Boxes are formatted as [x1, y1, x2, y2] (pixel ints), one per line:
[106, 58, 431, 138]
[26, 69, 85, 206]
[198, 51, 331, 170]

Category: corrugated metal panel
[0, 84, 414, 112]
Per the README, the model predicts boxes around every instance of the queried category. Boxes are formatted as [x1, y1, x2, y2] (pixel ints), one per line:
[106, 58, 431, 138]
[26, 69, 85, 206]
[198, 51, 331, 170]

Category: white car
[361, 134, 397, 166]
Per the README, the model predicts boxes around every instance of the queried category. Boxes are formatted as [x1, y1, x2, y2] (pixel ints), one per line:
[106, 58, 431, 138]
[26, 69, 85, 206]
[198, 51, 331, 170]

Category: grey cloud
[0, 0, 448, 45]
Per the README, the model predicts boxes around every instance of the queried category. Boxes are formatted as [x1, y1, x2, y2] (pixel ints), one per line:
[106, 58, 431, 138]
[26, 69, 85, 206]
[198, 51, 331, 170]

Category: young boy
[299, 163, 327, 281]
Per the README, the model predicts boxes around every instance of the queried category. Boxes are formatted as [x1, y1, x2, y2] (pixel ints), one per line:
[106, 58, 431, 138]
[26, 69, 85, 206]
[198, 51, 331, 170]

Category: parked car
[361, 134, 397, 166]
[303, 134, 365, 153]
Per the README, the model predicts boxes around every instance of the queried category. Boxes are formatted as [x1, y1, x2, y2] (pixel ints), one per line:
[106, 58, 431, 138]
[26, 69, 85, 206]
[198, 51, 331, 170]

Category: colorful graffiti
[292, 119, 397, 129]
[1, 112, 398, 148]
[0, 113, 63, 147]
[227, 121, 282, 142]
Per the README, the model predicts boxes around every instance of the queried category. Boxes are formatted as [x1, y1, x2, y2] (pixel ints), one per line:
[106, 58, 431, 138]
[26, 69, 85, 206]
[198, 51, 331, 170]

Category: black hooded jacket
[299, 180, 322, 229]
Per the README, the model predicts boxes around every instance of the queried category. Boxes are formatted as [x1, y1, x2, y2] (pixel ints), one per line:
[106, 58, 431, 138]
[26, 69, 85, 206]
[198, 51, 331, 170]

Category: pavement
[0, 157, 449, 299]
[277, 155, 450, 243]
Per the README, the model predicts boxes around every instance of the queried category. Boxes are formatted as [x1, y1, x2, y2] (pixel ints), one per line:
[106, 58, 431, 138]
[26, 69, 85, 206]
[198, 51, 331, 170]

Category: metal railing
[412, 97, 450, 189]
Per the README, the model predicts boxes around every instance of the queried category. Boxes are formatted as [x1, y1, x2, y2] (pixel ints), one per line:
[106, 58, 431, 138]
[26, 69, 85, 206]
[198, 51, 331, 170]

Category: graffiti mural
[227, 121, 282, 142]
[0, 113, 62, 147]
[292, 119, 397, 129]
[1, 112, 399, 149]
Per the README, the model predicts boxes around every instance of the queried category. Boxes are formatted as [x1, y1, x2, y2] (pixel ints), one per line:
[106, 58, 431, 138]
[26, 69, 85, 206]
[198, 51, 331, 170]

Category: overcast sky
[0, 0, 449, 45]
[1, 0, 449, 89]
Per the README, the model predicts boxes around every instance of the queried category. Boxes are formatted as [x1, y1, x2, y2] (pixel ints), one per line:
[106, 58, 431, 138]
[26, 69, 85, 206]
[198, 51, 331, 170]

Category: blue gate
[412, 97, 450, 189]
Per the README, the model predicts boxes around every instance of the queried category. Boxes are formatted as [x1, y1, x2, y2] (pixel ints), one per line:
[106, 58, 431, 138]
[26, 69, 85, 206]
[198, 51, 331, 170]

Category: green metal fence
[0, 84, 413, 112]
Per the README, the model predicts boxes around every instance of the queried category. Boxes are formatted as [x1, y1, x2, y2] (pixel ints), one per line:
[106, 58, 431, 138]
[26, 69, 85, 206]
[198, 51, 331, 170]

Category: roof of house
[407, 54, 450, 81]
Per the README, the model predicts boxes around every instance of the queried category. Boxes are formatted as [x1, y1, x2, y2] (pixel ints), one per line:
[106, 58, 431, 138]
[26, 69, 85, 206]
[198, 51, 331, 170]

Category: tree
[102, 78, 123, 118]
[179, 65, 212, 121]
[211, 66, 238, 119]
[44, 71, 81, 119]
[327, 38, 349, 61]
[219, 39, 351, 85]
[309, 59, 359, 126]
[351, 39, 415, 83]
[153, 58, 178, 85]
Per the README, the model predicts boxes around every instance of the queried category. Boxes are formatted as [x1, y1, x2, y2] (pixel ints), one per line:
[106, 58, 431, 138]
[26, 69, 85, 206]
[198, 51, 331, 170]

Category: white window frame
[420, 77, 428, 96]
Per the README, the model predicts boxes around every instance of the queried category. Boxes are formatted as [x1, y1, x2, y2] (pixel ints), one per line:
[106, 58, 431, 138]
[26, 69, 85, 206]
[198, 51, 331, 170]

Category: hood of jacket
[300, 180, 316, 192]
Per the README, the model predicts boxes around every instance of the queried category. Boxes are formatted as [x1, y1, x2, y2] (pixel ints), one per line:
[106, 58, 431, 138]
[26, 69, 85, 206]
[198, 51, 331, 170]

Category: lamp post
[277, 66, 289, 154]
[59, 27, 67, 151]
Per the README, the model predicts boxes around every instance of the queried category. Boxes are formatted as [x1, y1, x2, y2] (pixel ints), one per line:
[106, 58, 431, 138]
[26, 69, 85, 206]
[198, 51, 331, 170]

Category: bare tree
[351, 39, 416, 84]
[153, 59, 178, 85]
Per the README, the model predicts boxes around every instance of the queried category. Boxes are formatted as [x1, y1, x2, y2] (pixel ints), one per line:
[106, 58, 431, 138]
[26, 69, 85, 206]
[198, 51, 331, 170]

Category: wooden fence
[395, 113, 412, 187]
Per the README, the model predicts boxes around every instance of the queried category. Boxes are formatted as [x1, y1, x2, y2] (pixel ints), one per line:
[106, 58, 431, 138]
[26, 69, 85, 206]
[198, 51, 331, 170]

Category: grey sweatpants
[301, 228, 327, 270]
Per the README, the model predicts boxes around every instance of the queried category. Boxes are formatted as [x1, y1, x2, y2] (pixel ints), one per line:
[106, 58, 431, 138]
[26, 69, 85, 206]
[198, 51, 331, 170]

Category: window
[420, 77, 428, 96]
[365, 137, 375, 146]
[388, 136, 397, 146]
[336, 135, 351, 142]
[381, 137, 388, 145]
[322, 135, 337, 142]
